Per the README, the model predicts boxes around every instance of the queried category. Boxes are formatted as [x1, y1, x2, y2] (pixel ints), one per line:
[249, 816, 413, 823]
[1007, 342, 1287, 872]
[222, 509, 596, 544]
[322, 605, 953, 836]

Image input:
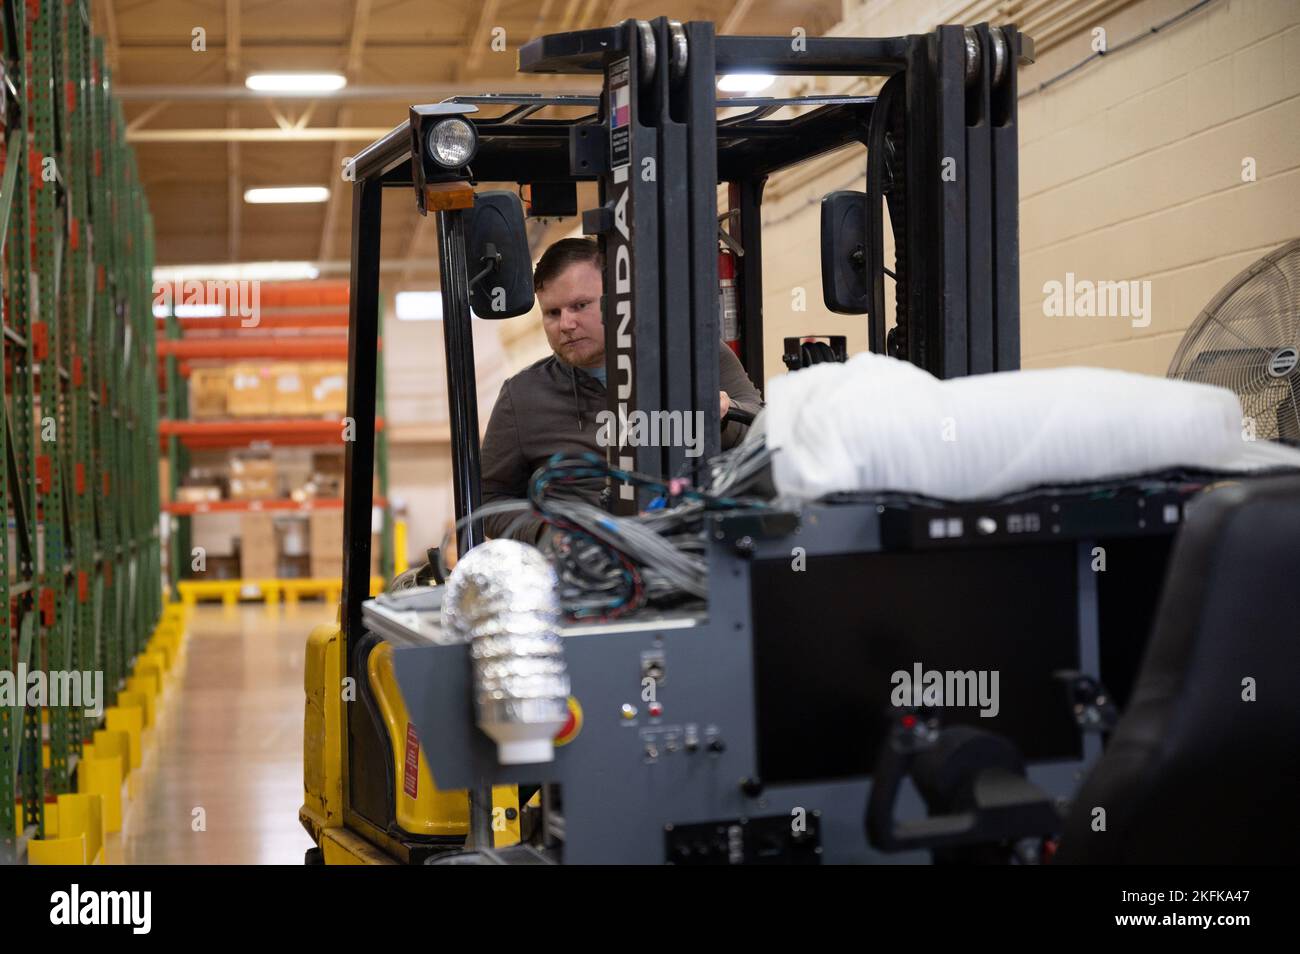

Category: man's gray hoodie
[478, 347, 763, 543]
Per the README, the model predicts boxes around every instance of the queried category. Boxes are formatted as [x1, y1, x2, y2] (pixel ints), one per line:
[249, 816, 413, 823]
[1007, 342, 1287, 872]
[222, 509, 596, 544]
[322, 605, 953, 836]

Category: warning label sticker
[403, 722, 419, 798]
[609, 56, 631, 170]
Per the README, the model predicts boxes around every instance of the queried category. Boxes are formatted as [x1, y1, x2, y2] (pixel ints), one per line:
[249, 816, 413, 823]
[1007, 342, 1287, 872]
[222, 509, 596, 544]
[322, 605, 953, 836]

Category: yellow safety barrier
[394, 519, 409, 576]
[92, 729, 131, 781]
[137, 648, 170, 676]
[117, 689, 154, 728]
[21, 601, 189, 865]
[28, 833, 86, 865]
[105, 707, 144, 771]
[127, 671, 161, 700]
[55, 793, 105, 864]
[78, 749, 125, 835]
[152, 630, 184, 662]
[178, 577, 384, 609]
[134, 656, 165, 694]
[280, 577, 385, 608]
[147, 641, 174, 670]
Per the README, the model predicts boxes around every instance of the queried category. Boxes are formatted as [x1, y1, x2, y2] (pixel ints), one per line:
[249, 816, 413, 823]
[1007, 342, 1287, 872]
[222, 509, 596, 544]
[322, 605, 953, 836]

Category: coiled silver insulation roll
[441, 539, 570, 764]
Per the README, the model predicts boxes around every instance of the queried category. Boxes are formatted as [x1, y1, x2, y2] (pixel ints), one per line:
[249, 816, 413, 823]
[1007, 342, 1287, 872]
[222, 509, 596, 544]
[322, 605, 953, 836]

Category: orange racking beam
[163, 497, 387, 515]
[154, 312, 351, 332]
[158, 418, 385, 449]
[156, 338, 364, 360]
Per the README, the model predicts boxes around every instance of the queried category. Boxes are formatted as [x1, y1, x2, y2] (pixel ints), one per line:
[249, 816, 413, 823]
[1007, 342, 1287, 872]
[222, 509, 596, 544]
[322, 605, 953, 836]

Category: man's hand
[720, 390, 731, 419]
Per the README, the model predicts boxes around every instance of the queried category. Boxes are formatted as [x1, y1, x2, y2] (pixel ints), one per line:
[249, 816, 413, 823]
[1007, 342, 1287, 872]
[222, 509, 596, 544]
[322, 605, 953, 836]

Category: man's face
[538, 260, 604, 369]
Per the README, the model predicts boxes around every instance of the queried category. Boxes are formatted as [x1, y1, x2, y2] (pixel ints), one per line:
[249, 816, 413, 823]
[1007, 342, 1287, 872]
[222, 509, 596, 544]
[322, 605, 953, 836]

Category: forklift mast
[337, 17, 1031, 848]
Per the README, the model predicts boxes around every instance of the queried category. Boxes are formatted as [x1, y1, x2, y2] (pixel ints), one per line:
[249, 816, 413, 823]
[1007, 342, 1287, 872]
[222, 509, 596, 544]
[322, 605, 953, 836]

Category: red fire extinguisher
[719, 246, 740, 357]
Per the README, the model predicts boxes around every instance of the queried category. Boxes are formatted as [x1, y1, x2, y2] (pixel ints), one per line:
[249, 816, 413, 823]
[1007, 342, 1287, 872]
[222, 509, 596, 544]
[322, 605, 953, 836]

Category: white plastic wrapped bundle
[765, 352, 1300, 501]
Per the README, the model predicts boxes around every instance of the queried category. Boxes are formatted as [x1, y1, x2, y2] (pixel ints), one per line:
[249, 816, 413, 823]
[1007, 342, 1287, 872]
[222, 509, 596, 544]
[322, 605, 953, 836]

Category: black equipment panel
[750, 545, 1082, 784]
[665, 814, 822, 865]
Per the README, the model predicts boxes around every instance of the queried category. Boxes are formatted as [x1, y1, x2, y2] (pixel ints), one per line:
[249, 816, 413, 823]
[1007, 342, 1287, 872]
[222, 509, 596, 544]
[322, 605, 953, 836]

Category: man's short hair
[534, 238, 603, 292]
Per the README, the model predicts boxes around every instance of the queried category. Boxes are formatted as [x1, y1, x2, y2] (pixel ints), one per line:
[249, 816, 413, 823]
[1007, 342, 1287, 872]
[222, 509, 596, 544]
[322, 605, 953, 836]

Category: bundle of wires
[441, 443, 774, 623]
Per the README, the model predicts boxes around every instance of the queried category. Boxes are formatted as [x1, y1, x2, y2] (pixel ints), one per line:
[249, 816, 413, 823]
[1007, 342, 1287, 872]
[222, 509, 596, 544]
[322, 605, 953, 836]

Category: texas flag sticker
[611, 85, 630, 129]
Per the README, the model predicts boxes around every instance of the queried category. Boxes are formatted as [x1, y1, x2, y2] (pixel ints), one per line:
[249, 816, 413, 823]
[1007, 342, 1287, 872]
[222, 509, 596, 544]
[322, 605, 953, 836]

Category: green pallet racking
[1, 0, 159, 862]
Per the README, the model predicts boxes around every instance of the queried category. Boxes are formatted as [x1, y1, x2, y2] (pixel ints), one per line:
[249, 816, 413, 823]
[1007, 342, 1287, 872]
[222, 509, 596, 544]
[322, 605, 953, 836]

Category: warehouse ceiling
[100, 0, 843, 276]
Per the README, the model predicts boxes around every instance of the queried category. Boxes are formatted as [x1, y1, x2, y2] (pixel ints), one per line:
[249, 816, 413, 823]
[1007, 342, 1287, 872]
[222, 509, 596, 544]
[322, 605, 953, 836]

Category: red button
[648, 703, 663, 718]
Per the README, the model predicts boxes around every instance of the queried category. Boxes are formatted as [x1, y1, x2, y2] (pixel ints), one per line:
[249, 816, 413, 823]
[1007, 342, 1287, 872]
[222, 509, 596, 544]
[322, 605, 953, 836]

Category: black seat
[1056, 474, 1300, 863]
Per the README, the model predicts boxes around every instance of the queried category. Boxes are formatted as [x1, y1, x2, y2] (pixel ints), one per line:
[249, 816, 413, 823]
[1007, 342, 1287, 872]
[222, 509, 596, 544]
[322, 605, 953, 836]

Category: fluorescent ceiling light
[153, 262, 321, 283]
[245, 72, 347, 93]
[717, 73, 776, 93]
[396, 291, 442, 321]
[152, 302, 226, 318]
[244, 186, 330, 204]
[394, 291, 486, 321]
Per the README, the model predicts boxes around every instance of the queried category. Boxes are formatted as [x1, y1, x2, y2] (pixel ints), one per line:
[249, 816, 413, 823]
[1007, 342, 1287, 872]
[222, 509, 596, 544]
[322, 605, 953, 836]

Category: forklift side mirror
[465, 191, 535, 319]
[820, 191, 872, 314]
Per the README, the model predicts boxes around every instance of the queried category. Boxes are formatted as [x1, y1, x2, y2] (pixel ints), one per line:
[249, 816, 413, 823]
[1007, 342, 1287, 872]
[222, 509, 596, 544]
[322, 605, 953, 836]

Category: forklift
[300, 14, 1045, 864]
[294, 11, 1300, 866]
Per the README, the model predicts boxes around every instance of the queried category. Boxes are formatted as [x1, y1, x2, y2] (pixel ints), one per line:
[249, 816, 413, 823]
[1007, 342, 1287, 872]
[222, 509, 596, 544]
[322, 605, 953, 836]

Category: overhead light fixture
[153, 262, 321, 283]
[717, 73, 776, 93]
[395, 290, 484, 321]
[395, 291, 442, 321]
[151, 302, 226, 318]
[245, 72, 347, 93]
[243, 186, 330, 204]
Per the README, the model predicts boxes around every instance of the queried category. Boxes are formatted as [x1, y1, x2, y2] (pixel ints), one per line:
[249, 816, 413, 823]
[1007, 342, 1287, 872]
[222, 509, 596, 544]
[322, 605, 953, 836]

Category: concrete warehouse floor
[103, 604, 331, 864]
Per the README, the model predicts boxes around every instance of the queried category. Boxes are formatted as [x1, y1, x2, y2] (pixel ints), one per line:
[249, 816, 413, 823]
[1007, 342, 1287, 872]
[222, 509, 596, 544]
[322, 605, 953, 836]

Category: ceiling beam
[318, 0, 374, 264]
[126, 99, 172, 132]
[722, 0, 757, 34]
[112, 36, 465, 50]
[604, 0, 631, 30]
[464, 0, 504, 74]
[116, 80, 598, 101]
[574, 0, 604, 31]
[226, 1, 242, 262]
[529, 0, 558, 39]
[128, 127, 396, 143]
[102, 2, 121, 71]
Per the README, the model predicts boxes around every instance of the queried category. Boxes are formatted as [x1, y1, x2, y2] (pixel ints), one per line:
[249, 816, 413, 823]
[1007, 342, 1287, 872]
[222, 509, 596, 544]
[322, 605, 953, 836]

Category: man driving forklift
[479, 237, 763, 543]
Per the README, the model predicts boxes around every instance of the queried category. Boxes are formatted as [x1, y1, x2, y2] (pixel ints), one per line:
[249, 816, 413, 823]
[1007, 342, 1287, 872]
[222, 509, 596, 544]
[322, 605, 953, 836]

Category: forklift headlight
[426, 118, 478, 168]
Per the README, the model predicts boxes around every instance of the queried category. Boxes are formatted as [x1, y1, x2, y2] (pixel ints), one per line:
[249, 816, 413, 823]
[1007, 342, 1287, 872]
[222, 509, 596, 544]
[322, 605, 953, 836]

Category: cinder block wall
[757, 0, 1300, 381]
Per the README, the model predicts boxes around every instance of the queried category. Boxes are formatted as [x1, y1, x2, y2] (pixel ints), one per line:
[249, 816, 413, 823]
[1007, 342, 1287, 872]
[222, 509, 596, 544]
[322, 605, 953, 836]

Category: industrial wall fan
[1168, 238, 1300, 444]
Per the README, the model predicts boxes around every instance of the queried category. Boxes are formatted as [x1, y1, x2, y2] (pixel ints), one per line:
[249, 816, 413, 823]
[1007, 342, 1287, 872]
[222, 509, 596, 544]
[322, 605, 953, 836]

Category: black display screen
[750, 544, 1084, 784]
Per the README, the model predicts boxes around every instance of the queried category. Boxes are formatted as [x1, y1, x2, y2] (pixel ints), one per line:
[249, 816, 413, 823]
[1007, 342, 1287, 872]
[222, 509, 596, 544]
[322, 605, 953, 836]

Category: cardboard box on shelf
[308, 509, 381, 579]
[228, 455, 278, 500]
[309, 509, 345, 579]
[308, 540, 382, 580]
[312, 451, 345, 479]
[190, 513, 240, 558]
[276, 450, 314, 497]
[305, 362, 348, 416]
[189, 368, 228, 419]
[296, 450, 345, 499]
[228, 477, 276, 500]
[226, 364, 274, 417]
[230, 456, 275, 476]
[175, 485, 222, 504]
[239, 513, 278, 579]
[271, 362, 311, 416]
